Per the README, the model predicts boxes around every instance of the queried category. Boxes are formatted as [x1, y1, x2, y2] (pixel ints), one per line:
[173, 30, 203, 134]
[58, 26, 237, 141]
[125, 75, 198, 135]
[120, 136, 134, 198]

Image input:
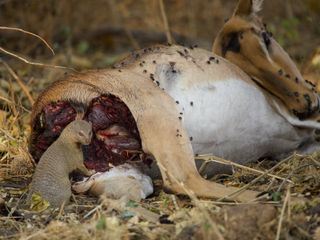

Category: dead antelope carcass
[29, 68, 258, 202]
[109, 0, 320, 176]
[28, 0, 320, 202]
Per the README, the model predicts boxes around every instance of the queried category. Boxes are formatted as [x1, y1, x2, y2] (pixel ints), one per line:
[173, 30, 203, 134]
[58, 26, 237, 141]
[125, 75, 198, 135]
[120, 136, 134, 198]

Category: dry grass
[0, 1, 320, 239]
[1, 67, 319, 239]
[1, 119, 320, 240]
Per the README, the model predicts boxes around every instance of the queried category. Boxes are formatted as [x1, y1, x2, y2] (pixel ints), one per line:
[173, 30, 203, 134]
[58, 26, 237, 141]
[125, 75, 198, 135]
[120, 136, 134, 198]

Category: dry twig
[157, 161, 225, 240]
[216, 154, 294, 201]
[276, 187, 291, 240]
[159, 0, 173, 44]
[196, 155, 294, 183]
[0, 26, 55, 55]
[0, 47, 76, 71]
[0, 59, 35, 105]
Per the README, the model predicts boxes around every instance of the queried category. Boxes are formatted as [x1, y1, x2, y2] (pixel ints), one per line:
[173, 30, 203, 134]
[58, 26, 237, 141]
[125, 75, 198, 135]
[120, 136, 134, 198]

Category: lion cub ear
[233, 0, 264, 17]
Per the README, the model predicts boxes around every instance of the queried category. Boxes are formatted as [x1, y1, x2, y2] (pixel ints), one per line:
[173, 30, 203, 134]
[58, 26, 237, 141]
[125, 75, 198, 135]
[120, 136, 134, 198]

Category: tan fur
[72, 164, 153, 201]
[213, 0, 319, 121]
[30, 69, 257, 202]
[91, 177, 143, 201]
[234, 0, 263, 16]
[28, 120, 93, 208]
[113, 45, 250, 83]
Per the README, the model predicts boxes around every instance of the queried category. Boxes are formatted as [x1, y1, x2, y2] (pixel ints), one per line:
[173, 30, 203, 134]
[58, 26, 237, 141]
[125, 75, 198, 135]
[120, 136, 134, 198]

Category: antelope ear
[234, 0, 263, 17]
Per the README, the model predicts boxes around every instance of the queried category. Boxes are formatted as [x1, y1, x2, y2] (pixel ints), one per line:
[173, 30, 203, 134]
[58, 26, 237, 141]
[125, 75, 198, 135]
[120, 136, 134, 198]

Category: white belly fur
[159, 75, 311, 164]
[123, 45, 316, 166]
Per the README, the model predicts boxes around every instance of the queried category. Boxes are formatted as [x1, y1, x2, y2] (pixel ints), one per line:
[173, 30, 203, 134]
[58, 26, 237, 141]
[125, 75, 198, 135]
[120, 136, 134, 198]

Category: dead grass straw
[0, 26, 55, 55]
[216, 154, 295, 201]
[0, 60, 35, 105]
[275, 187, 291, 240]
[0, 26, 73, 70]
[159, 0, 173, 44]
[0, 46, 76, 71]
[157, 161, 225, 240]
[196, 154, 293, 183]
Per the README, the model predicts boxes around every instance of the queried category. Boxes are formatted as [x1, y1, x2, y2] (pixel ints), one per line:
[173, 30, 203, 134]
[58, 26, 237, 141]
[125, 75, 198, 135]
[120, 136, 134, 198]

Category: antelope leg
[76, 71, 260, 202]
[137, 111, 258, 203]
[104, 71, 259, 202]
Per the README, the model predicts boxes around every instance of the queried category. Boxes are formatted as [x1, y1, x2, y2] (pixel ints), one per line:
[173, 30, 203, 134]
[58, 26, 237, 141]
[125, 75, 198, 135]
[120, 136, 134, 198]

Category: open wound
[31, 94, 151, 172]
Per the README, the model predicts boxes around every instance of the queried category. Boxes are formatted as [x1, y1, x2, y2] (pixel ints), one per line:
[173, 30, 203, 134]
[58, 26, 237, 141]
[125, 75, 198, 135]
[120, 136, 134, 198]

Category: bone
[27, 120, 93, 208]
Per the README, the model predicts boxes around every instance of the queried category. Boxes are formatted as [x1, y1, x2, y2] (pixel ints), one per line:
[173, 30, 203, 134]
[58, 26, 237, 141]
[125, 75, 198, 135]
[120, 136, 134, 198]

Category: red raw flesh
[96, 125, 141, 153]
[32, 101, 77, 161]
[32, 95, 146, 172]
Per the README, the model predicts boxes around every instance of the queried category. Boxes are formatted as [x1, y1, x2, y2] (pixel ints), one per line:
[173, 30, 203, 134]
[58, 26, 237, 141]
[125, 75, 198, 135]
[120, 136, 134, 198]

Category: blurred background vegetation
[0, 0, 319, 61]
[0, 0, 319, 87]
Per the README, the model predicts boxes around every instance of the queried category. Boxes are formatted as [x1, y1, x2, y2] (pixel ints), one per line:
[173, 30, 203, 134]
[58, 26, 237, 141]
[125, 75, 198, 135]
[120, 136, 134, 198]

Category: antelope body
[29, 0, 320, 201]
[115, 45, 318, 168]
[30, 69, 258, 202]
